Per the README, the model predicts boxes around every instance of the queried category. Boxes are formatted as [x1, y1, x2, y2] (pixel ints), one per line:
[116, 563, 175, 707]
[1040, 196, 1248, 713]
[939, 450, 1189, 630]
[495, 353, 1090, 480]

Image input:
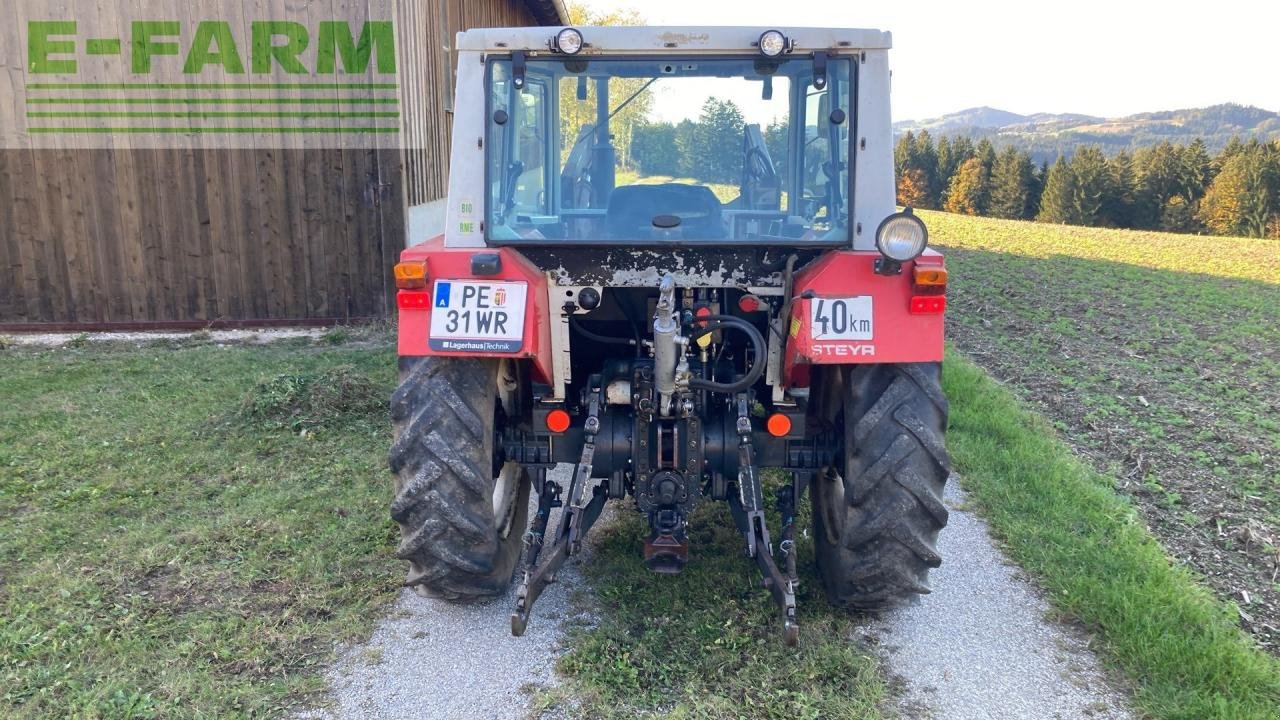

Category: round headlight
[758, 30, 788, 57]
[555, 28, 584, 55]
[875, 212, 929, 261]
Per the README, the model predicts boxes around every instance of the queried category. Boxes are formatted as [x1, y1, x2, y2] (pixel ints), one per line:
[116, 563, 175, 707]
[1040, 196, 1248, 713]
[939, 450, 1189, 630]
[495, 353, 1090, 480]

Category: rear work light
[394, 260, 428, 289]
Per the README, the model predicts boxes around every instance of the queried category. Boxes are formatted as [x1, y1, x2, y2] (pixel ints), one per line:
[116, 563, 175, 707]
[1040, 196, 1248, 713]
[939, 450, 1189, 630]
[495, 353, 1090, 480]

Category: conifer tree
[894, 131, 918, 178]
[1180, 138, 1213, 201]
[1029, 160, 1049, 217]
[913, 131, 941, 207]
[975, 139, 997, 175]
[1197, 143, 1279, 237]
[1037, 157, 1077, 224]
[988, 147, 1034, 219]
[943, 157, 990, 215]
[1103, 151, 1137, 227]
[936, 135, 955, 186]
[938, 136, 975, 208]
[1070, 147, 1113, 225]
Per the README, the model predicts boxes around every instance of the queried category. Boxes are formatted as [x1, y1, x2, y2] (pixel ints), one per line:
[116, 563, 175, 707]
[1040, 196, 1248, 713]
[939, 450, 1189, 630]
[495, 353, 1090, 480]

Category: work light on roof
[553, 27, 584, 55]
[758, 30, 789, 57]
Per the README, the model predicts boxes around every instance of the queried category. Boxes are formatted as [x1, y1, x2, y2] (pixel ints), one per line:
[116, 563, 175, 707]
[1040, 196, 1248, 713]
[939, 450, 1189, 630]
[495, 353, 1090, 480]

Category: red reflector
[545, 409, 571, 433]
[766, 413, 792, 437]
[738, 294, 762, 313]
[909, 295, 947, 315]
[397, 291, 432, 310]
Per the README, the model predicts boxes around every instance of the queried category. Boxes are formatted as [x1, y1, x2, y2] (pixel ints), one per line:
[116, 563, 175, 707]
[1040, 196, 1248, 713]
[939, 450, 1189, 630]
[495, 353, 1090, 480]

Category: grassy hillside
[924, 209, 1280, 655]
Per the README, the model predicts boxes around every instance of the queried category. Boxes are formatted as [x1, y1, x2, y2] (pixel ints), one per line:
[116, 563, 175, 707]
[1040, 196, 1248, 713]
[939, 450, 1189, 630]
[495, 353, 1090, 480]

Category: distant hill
[893, 103, 1280, 162]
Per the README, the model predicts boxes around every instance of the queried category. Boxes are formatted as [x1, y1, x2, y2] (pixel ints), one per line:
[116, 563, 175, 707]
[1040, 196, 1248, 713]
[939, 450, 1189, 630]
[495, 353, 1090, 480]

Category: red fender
[783, 249, 945, 387]
[396, 238, 554, 385]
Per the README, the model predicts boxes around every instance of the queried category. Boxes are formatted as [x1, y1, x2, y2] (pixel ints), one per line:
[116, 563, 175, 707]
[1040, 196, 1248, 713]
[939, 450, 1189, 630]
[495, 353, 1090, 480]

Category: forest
[618, 93, 1280, 239]
[894, 131, 1280, 239]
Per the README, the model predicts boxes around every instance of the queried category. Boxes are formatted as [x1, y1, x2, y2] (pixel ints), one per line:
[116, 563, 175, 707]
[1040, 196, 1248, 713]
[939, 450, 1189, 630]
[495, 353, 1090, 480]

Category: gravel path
[2, 328, 327, 347]
[298, 467, 596, 720]
[300, 470, 1133, 720]
[869, 479, 1134, 719]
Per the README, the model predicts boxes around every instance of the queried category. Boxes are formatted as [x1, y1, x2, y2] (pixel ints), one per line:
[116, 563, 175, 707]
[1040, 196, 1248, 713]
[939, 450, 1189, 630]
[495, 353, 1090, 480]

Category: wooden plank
[66, 148, 102, 322]
[265, 0, 303, 320]
[299, 149, 328, 316]
[112, 148, 150, 321]
[86, 149, 129, 322]
[376, 147, 405, 314]
[82, 0, 129, 321]
[344, 149, 369, 319]
[184, 148, 218, 320]
[0, 153, 19, 320]
[32, 150, 76, 322]
[200, 149, 237, 321]
[131, 150, 167, 320]
[9, 149, 47, 321]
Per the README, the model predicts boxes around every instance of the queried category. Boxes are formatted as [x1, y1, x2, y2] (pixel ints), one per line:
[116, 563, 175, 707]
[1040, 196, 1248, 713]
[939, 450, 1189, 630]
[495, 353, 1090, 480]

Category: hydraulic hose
[688, 315, 766, 393]
[569, 316, 636, 346]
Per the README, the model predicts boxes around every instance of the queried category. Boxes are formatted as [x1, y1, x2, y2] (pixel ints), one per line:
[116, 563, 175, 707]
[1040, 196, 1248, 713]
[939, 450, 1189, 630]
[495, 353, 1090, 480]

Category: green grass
[548, 495, 887, 720]
[0, 338, 401, 718]
[923, 210, 1280, 283]
[924, 209, 1280, 654]
[943, 352, 1280, 718]
[614, 169, 740, 204]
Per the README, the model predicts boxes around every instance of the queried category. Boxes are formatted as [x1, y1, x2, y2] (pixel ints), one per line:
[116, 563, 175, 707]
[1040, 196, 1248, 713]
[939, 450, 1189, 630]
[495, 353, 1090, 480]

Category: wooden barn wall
[0, 0, 542, 328]
[0, 147, 399, 327]
[398, 0, 537, 208]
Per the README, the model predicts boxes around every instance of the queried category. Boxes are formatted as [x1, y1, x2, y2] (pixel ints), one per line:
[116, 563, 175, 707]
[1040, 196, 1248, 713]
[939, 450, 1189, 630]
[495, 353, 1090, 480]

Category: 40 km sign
[1, 0, 402, 149]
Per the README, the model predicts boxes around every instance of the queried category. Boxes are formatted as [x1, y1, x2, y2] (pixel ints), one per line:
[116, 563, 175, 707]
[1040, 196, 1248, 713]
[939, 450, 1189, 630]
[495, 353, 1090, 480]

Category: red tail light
[397, 291, 431, 309]
[909, 296, 947, 315]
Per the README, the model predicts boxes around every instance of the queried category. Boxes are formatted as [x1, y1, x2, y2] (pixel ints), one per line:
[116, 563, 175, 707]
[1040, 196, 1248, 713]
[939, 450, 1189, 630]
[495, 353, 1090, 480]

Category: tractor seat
[605, 183, 726, 240]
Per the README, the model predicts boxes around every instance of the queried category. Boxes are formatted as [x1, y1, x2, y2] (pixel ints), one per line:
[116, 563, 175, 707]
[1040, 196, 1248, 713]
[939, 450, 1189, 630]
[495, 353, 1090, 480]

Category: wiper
[566, 76, 661, 155]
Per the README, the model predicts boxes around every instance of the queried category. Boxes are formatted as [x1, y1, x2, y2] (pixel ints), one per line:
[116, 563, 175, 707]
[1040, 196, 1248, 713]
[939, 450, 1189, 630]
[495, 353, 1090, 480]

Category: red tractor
[389, 25, 949, 644]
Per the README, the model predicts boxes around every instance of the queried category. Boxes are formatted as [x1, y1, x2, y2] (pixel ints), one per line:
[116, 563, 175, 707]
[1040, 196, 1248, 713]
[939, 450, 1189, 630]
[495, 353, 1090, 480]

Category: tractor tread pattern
[817, 362, 951, 609]
[388, 356, 524, 602]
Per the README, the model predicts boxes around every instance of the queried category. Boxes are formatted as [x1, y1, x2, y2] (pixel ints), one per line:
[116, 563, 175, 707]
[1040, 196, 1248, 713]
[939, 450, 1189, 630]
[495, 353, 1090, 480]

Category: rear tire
[388, 357, 530, 602]
[811, 363, 951, 608]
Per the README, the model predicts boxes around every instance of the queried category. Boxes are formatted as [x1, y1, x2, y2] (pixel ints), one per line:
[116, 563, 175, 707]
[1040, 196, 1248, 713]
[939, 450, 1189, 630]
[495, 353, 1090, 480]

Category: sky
[578, 0, 1280, 122]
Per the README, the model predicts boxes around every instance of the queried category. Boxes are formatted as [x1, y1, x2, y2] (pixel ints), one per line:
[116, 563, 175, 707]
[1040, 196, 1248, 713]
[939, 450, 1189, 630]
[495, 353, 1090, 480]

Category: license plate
[429, 280, 527, 352]
[810, 296, 873, 340]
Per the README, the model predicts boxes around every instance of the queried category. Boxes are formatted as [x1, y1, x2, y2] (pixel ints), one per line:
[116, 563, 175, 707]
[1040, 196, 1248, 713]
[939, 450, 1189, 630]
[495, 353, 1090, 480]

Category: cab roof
[456, 26, 892, 54]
